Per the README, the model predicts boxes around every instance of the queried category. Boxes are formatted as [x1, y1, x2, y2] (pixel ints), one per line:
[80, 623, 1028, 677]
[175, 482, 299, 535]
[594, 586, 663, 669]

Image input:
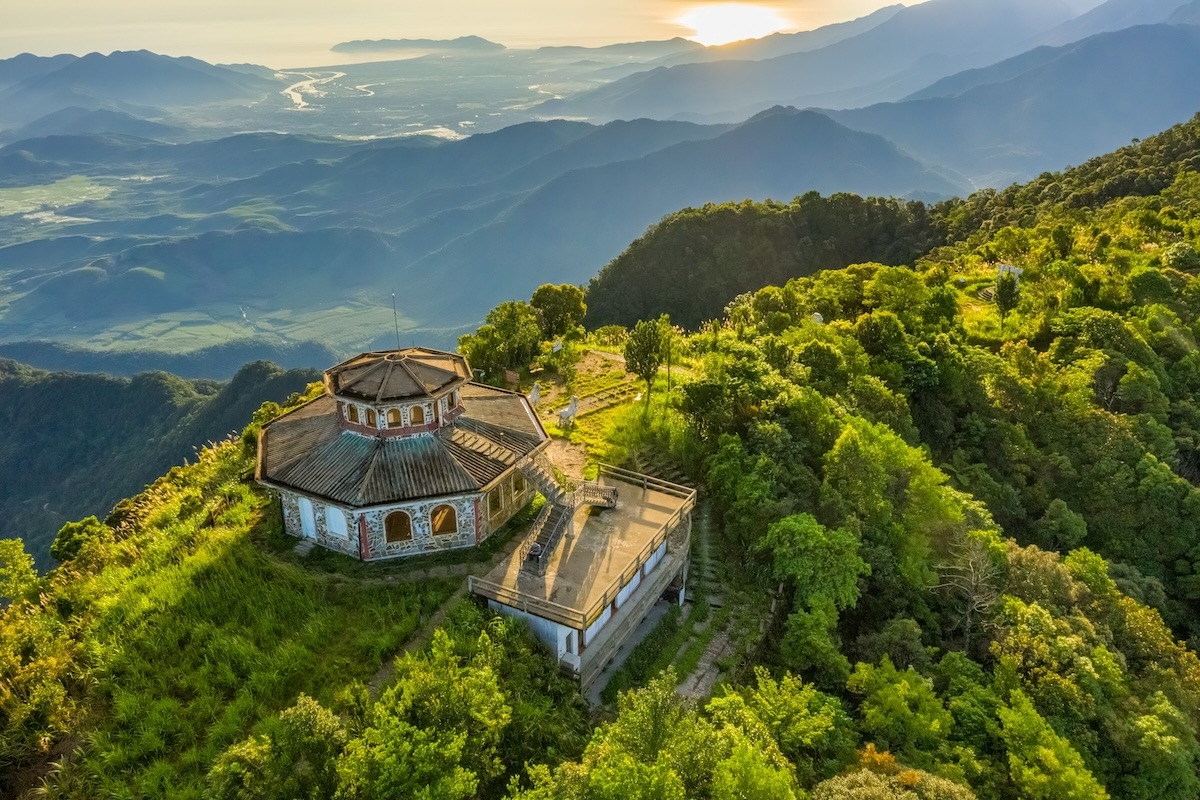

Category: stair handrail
[519, 503, 556, 563]
[573, 482, 618, 508]
[531, 510, 571, 576]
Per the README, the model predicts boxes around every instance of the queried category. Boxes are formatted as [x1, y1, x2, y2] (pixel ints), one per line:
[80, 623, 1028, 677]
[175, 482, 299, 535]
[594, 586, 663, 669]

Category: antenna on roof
[391, 291, 401, 350]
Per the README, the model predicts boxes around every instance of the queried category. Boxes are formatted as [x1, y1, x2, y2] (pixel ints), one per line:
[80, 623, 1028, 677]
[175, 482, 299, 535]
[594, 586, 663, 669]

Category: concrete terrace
[471, 468, 694, 629]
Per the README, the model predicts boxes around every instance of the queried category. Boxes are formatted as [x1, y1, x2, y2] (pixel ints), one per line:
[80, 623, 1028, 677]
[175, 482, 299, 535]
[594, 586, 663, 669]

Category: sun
[673, 3, 792, 46]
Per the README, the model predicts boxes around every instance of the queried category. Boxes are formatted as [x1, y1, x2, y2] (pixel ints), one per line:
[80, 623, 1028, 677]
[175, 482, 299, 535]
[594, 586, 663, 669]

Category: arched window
[488, 490, 502, 517]
[410, 405, 425, 425]
[365, 408, 378, 427]
[512, 473, 526, 498]
[325, 506, 349, 539]
[431, 504, 457, 535]
[387, 408, 402, 428]
[347, 404, 360, 424]
[385, 511, 412, 543]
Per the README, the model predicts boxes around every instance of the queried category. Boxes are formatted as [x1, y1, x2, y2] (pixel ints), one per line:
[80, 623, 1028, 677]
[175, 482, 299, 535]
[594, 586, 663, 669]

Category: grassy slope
[0, 359, 320, 569]
[2, 394, 456, 798]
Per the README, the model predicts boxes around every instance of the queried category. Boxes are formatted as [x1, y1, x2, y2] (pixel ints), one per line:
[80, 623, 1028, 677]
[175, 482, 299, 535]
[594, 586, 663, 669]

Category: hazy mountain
[533, 38, 704, 58]
[656, 5, 906, 66]
[0, 53, 77, 92]
[0, 130, 382, 183]
[395, 108, 965, 324]
[331, 35, 505, 53]
[0, 109, 961, 344]
[382, 118, 732, 223]
[542, 0, 1077, 122]
[1, 107, 186, 143]
[827, 24, 1200, 185]
[183, 120, 596, 218]
[1041, 0, 1191, 44]
[0, 50, 279, 125]
[1170, 0, 1200, 21]
[6, 227, 403, 324]
[0, 339, 337, 378]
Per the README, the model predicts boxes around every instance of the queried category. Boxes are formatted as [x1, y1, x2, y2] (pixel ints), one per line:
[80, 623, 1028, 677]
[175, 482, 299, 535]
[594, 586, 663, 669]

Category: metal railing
[573, 482, 618, 508]
[468, 574, 590, 628]
[596, 463, 695, 499]
[474, 467, 698, 629]
[518, 502, 557, 563]
[525, 450, 574, 499]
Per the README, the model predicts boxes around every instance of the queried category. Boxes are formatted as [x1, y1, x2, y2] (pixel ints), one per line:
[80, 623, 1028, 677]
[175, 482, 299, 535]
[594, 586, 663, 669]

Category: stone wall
[361, 493, 478, 561]
[279, 491, 359, 558]
[277, 473, 531, 562]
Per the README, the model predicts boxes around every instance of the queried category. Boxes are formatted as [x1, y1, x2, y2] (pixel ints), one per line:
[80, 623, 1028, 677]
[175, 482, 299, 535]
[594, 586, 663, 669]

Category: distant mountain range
[542, 0, 1080, 122]
[0, 53, 77, 91]
[827, 23, 1200, 185]
[0, 50, 277, 126]
[533, 38, 704, 58]
[0, 106, 187, 144]
[1041, 0, 1191, 43]
[331, 36, 504, 53]
[1171, 0, 1200, 21]
[0, 108, 963, 347]
[4, 0, 1200, 356]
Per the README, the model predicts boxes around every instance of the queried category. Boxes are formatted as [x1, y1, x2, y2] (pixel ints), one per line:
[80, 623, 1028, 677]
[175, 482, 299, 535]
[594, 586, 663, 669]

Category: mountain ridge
[826, 23, 1200, 185]
[541, 0, 1078, 121]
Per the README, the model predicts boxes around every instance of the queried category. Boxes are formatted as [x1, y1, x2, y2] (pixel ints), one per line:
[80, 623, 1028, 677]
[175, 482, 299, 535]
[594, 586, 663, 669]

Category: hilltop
[2, 109, 1200, 799]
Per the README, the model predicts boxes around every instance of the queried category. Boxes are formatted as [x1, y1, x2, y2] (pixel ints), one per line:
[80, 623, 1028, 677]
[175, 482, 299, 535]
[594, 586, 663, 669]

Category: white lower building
[470, 466, 695, 688]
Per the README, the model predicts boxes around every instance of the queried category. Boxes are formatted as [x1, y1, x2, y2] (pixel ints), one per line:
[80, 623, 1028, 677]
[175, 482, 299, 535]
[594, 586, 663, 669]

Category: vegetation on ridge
[0, 358, 319, 569]
[4, 112, 1200, 800]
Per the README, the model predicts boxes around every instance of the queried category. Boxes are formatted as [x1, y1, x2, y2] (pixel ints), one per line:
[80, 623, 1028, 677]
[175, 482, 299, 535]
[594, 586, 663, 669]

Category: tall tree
[998, 691, 1109, 800]
[530, 284, 586, 340]
[996, 272, 1019, 333]
[458, 301, 542, 379]
[624, 318, 665, 406]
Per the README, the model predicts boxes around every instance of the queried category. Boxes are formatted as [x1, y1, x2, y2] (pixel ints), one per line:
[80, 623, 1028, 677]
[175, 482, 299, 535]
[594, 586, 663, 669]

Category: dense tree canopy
[6, 106, 1200, 800]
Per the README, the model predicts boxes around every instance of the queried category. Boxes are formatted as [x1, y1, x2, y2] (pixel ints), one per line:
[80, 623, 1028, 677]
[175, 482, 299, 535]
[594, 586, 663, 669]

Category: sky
[1, 1, 919, 68]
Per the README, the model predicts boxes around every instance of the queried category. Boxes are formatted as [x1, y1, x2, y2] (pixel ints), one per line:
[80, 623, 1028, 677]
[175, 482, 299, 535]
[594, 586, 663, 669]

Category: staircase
[515, 449, 619, 574]
[521, 502, 571, 575]
[522, 450, 574, 505]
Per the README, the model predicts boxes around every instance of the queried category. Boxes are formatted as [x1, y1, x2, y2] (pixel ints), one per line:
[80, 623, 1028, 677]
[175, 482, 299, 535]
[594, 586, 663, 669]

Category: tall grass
[13, 435, 454, 799]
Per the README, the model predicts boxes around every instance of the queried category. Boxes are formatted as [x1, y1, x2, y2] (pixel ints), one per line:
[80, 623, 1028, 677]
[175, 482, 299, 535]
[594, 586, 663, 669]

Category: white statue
[528, 381, 541, 406]
[558, 395, 579, 427]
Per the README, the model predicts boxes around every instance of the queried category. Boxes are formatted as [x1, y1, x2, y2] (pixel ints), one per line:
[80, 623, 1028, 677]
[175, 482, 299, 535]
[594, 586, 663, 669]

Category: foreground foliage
[0, 387, 455, 798]
[206, 602, 589, 800]
[5, 113, 1200, 800]
[0, 358, 318, 568]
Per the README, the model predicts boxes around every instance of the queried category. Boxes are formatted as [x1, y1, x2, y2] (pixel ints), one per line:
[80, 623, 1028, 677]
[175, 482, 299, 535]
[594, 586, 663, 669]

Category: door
[298, 496, 316, 539]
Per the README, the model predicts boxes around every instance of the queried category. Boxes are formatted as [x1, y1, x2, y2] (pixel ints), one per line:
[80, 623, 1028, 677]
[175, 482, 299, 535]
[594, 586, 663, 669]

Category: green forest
[4, 115, 1200, 799]
[0, 359, 318, 569]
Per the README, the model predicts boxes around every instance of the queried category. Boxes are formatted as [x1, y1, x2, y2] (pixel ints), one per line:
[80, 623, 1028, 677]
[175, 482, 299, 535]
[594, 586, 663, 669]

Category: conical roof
[325, 348, 471, 403]
[257, 383, 547, 506]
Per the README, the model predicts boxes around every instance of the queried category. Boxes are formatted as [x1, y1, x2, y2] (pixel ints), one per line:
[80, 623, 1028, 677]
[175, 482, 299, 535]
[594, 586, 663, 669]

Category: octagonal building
[256, 347, 548, 560]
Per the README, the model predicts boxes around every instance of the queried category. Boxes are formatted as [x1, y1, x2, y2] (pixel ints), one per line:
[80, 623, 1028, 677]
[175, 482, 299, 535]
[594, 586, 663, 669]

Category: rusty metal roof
[325, 348, 471, 403]
[258, 383, 547, 507]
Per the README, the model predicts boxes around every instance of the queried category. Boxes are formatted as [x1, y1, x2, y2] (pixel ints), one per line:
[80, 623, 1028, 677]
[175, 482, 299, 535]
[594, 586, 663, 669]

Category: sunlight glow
[673, 3, 792, 46]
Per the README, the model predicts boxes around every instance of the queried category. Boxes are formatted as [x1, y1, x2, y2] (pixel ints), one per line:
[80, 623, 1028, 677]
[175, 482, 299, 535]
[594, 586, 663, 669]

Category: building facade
[256, 348, 547, 561]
